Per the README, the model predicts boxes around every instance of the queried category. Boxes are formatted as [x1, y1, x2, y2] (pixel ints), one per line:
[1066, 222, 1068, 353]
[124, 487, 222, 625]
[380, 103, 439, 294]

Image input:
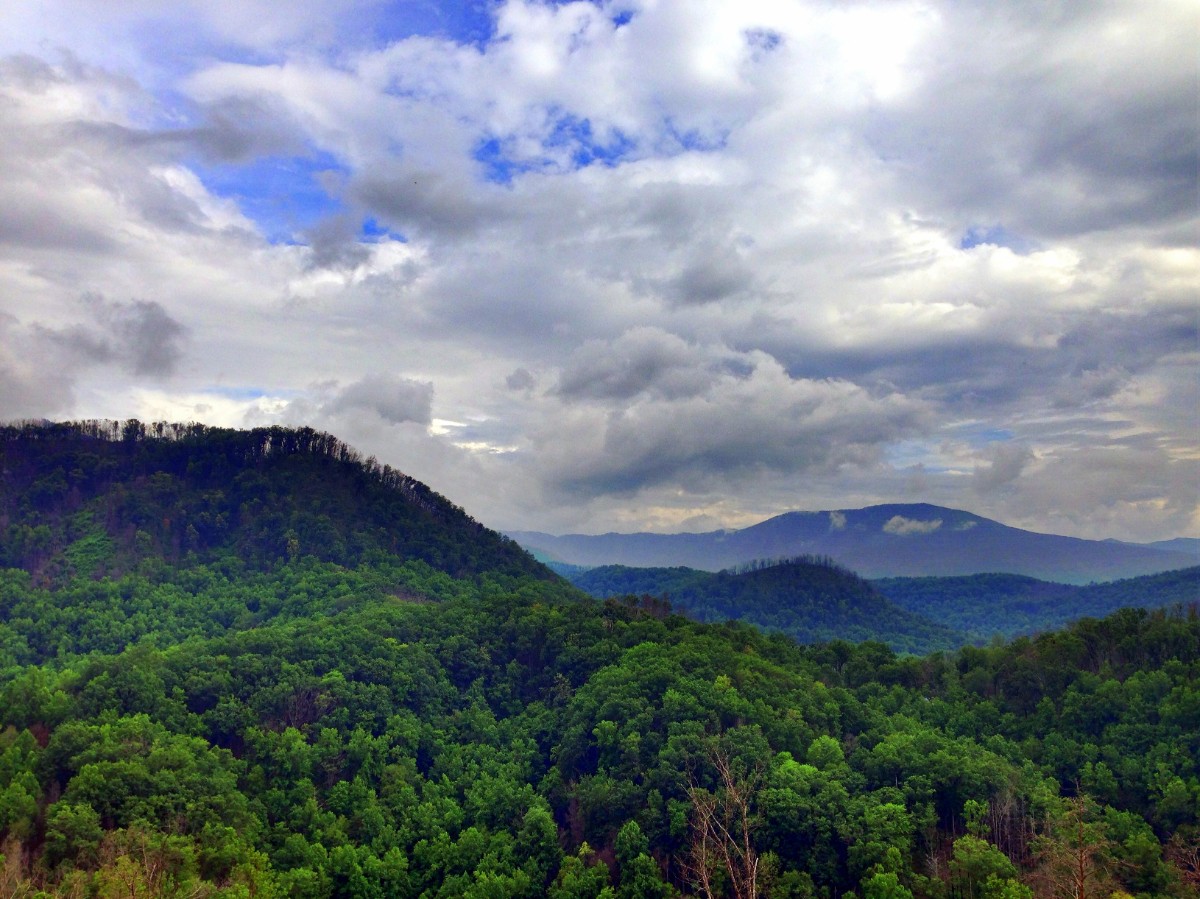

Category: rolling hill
[873, 566, 1200, 642]
[569, 558, 964, 653]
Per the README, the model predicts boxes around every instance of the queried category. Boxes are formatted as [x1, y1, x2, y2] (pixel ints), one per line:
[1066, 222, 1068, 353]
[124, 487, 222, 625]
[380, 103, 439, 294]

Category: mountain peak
[514, 503, 1193, 584]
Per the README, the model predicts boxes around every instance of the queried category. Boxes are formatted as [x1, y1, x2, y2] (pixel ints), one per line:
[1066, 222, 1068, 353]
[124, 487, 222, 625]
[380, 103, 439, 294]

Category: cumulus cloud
[544, 353, 927, 497]
[0, 0, 1194, 540]
[829, 510, 847, 530]
[555, 328, 724, 402]
[95, 297, 188, 376]
[505, 368, 536, 392]
[973, 443, 1034, 494]
[883, 515, 943, 536]
[0, 295, 187, 420]
[324, 374, 433, 426]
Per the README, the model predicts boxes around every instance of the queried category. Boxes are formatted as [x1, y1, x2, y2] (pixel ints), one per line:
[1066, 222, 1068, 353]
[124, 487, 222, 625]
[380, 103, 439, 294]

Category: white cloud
[883, 515, 943, 536]
[0, 0, 1195, 540]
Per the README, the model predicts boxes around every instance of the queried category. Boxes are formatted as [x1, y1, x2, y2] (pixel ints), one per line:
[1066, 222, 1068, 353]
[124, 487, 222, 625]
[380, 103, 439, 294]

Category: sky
[0, 0, 1196, 542]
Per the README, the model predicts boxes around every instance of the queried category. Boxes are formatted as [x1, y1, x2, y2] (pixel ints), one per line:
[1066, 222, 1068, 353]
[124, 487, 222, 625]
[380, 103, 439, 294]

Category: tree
[948, 835, 1030, 899]
[684, 742, 763, 899]
[616, 821, 670, 899]
[1028, 796, 1117, 899]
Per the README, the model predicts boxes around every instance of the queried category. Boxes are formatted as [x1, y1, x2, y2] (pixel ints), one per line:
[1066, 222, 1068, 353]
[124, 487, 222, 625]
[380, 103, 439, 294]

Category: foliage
[874, 568, 1200, 643]
[0, 422, 1194, 898]
[570, 562, 964, 654]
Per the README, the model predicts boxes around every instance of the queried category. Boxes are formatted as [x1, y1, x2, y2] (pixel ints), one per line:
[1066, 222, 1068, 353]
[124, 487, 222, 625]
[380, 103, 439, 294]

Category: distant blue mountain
[510, 504, 1199, 584]
[1142, 537, 1200, 557]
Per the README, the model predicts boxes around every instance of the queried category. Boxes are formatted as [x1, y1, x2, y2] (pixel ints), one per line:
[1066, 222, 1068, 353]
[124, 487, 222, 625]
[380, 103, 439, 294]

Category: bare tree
[1166, 829, 1200, 892]
[683, 743, 763, 899]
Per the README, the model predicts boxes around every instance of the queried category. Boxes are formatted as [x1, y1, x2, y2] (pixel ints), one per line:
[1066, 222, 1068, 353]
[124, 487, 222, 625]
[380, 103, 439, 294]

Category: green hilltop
[568, 559, 965, 654]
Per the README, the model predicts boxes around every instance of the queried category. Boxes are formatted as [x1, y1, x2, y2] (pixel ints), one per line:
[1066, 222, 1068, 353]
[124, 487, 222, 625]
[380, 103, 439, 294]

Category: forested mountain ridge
[0, 419, 548, 583]
[512, 503, 1197, 583]
[0, 422, 1197, 898]
[875, 567, 1200, 643]
[568, 558, 965, 654]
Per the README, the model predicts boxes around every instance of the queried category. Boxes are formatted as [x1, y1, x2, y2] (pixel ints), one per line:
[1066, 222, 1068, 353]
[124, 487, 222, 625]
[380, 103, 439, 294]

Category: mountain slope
[570, 558, 965, 653]
[0, 420, 547, 583]
[874, 566, 1200, 641]
[512, 503, 1196, 583]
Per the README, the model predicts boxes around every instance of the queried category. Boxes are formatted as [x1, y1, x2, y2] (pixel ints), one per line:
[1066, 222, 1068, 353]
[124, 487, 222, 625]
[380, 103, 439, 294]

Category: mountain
[0, 421, 1195, 898]
[874, 566, 1200, 642]
[569, 558, 964, 653]
[1143, 537, 1200, 558]
[511, 503, 1198, 583]
[0, 419, 548, 584]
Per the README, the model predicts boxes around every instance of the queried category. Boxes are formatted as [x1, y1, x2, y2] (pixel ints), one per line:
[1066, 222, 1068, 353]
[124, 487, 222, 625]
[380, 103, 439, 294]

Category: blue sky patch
[884, 439, 952, 472]
[473, 116, 639, 183]
[948, 424, 1017, 448]
[204, 385, 274, 401]
[372, 0, 496, 48]
[546, 114, 637, 168]
[190, 151, 347, 243]
[663, 118, 730, 153]
[472, 137, 546, 185]
[360, 217, 407, 242]
[960, 225, 1038, 254]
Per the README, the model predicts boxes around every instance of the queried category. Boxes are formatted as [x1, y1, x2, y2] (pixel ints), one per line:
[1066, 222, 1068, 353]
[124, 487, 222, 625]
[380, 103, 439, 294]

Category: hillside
[570, 558, 964, 654]
[875, 567, 1200, 642]
[0, 421, 1196, 898]
[512, 503, 1197, 582]
[0, 419, 547, 583]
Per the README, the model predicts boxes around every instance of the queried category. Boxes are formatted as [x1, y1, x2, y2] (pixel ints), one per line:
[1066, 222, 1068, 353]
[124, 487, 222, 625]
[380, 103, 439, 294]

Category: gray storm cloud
[327, 374, 434, 426]
[973, 443, 1034, 494]
[546, 358, 928, 497]
[42, 296, 188, 378]
[555, 328, 724, 402]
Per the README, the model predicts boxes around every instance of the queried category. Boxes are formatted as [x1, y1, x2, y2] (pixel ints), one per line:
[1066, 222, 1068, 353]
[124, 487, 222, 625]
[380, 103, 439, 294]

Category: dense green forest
[567, 560, 964, 654]
[874, 569, 1200, 644]
[0, 422, 1196, 898]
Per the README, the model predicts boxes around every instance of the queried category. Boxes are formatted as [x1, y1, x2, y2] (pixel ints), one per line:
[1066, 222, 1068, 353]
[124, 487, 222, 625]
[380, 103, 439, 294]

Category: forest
[0, 422, 1196, 898]
[566, 563, 1200, 651]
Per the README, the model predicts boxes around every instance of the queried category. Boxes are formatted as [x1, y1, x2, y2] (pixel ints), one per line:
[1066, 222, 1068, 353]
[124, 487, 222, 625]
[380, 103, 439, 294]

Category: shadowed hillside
[875, 566, 1200, 642]
[571, 557, 965, 653]
[0, 419, 547, 583]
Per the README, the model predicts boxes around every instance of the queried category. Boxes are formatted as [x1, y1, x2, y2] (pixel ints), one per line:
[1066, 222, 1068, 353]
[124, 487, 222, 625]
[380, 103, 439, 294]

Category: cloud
[0, 0, 1194, 541]
[544, 353, 927, 497]
[352, 164, 501, 238]
[555, 327, 724, 401]
[883, 515, 943, 536]
[0, 295, 187, 421]
[325, 374, 433, 425]
[505, 368, 536, 392]
[96, 297, 188, 376]
[973, 442, 1034, 494]
[303, 214, 372, 271]
[829, 510, 846, 530]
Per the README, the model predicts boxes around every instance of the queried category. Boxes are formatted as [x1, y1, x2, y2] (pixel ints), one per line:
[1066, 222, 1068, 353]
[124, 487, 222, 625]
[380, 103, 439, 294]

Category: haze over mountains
[512, 503, 1200, 584]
